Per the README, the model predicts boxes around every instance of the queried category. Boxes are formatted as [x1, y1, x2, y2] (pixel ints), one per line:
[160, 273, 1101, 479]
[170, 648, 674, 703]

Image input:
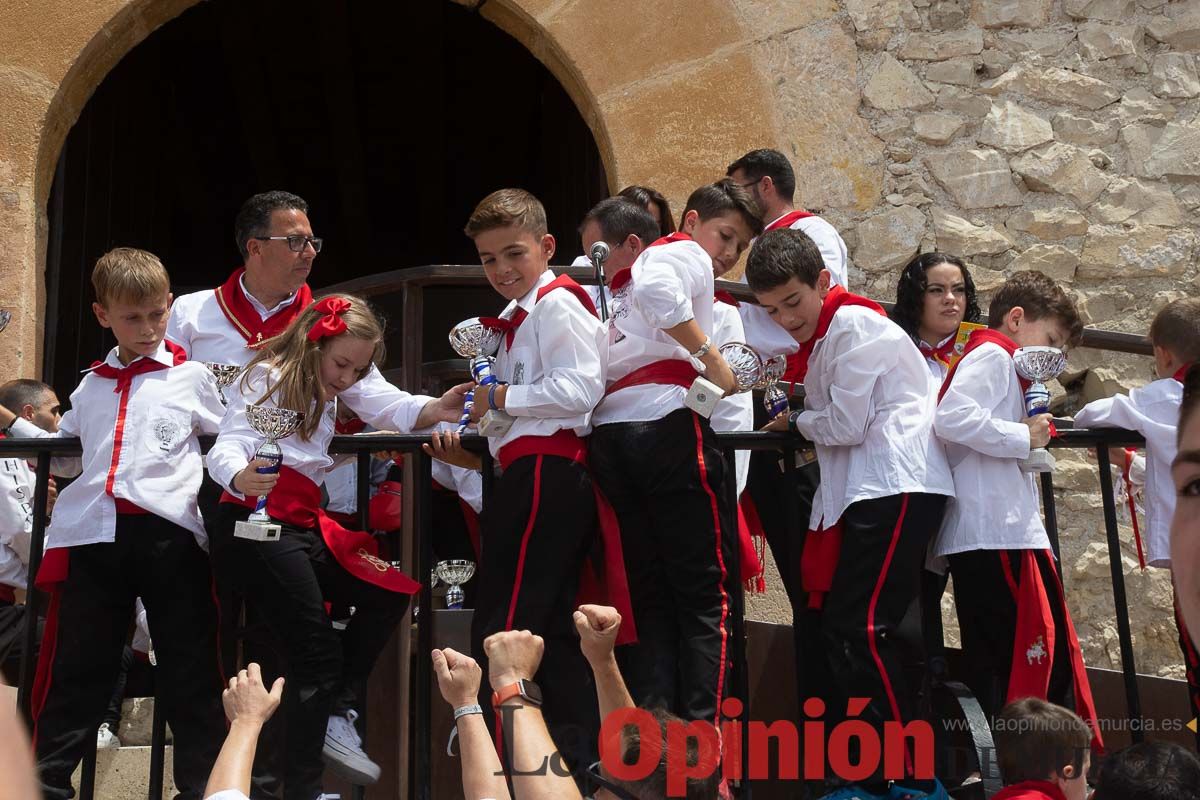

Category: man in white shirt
[0, 379, 60, 685]
[749, 229, 953, 798]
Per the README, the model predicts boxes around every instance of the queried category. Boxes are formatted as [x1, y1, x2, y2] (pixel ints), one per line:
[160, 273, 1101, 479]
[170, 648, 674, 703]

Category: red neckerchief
[480, 274, 598, 350]
[764, 209, 815, 232]
[214, 268, 313, 348]
[608, 232, 695, 296]
[714, 290, 740, 307]
[919, 334, 957, 367]
[937, 328, 1026, 403]
[335, 417, 367, 435]
[780, 286, 886, 386]
[992, 781, 1068, 800]
[1175, 363, 1193, 383]
[90, 340, 188, 393]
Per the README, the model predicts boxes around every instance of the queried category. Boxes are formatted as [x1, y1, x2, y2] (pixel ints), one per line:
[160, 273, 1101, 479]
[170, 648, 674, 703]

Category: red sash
[764, 209, 815, 232]
[497, 430, 637, 645]
[780, 286, 886, 386]
[1004, 550, 1104, 751]
[222, 467, 420, 595]
[918, 335, 958, 368]
[937, 328, 1027, 403]
[0, 585, 14, 604]
[735, 498, 766, 592]
[214, 268, 313, 348]
[605, 360, 699, 397]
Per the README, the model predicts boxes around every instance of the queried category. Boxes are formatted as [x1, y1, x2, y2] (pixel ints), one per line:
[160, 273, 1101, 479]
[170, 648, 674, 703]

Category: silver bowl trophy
[0, 309, 10, 333]
[1013, 346, 1067, 474]
[449, 318, 514, 437]
[758, 354, 790, 419]
[203, 362, 241, 405]
[233, 405, 305, 542]
[434, 559, 475, 610]
[685, 341, 766, 418]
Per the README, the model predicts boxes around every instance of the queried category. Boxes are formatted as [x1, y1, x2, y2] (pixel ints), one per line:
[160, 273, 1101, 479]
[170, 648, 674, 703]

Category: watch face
[521, 679, 543, 706]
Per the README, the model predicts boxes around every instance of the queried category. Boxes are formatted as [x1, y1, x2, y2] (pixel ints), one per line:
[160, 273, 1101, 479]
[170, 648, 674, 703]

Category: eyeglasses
[255, 235, 323, 253]
[583, 761, 640, 800]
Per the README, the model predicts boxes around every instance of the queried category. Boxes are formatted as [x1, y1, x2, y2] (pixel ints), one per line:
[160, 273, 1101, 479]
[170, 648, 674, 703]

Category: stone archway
[0, 0, 881, 379]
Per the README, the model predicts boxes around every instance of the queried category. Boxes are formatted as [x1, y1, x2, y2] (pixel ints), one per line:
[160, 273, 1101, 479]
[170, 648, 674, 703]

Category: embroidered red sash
[214, 268, 313, 348]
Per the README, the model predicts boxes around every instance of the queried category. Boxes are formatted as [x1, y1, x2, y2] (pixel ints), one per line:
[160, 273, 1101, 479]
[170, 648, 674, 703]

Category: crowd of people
[0, 146, 1198, 800]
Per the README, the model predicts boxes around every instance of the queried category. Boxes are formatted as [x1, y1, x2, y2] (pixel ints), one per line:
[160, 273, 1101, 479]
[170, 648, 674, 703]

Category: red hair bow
[307, 297, 352, 342]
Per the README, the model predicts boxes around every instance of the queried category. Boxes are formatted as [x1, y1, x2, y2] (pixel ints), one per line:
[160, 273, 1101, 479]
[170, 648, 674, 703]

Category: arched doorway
[44, 0, 608, 391]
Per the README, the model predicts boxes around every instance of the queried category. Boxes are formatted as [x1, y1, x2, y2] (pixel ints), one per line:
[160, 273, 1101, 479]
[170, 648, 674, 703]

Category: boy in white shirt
[1075, 296, 1200, 745]
[588, 179, 754, 727]
[934, 271, 1101, 749]
[749, 228, 953, 799]
[457, 188, 615, 759]
[0, 379, 60, 685]
[0, 248, 227, 800]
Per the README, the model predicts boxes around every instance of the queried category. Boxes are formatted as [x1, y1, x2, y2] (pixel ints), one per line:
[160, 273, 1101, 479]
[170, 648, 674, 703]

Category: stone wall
[743, 0, 1194, 681]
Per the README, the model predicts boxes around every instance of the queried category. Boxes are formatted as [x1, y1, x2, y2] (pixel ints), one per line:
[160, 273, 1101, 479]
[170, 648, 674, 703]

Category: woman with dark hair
[618, 185, 676, 237]
[893, 252, 982, 382]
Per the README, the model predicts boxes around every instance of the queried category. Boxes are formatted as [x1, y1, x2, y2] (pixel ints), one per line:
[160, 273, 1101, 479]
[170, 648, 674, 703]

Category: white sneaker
[322, 710, 380, 785]
[96, 723, 121, 750]
[315, 795, 341, 800]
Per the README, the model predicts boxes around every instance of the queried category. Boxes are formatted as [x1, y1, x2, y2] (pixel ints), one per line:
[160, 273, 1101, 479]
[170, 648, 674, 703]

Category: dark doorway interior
[45, 0, 608, 391]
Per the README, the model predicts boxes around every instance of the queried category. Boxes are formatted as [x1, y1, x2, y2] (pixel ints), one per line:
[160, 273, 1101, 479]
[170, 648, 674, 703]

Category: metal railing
[1, 420, 1152, 799]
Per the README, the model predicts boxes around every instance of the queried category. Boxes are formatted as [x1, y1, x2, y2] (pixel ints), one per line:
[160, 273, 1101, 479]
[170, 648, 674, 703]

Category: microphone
[589, 241, 610, 266]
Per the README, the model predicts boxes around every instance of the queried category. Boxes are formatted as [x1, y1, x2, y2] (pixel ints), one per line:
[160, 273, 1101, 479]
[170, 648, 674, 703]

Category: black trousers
[431, 485, 480, 609]
[810, 493, 947, 784]
[34, 515, 225, 800]
[0, 599, 38, 687]
[470, 454, 598, 766]
[591, 409, 740, 726]
[102, 645, 155, 728]
[213, 503, 409, 800]
[947, 548, 1074, 721]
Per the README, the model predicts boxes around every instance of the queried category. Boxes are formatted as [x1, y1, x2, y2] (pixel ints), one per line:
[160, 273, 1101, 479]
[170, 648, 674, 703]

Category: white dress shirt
[1075, 377, 1181, 567]
[933, 342, 1048, 557]
[9, 342, 226, 549]
[208, 364, 435, 498]
[738, 212, 850, 290]
[593, 239, 715, 426]
[793, 306, 954, 529]
[711, 301, 754, 496]
[490, 270, 607, 458]
[0, 452, 35, 592]
[167, 281, 423, 417]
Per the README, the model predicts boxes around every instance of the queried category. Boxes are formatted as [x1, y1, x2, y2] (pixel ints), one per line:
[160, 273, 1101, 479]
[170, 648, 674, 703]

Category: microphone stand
[590, 247, 610, 322]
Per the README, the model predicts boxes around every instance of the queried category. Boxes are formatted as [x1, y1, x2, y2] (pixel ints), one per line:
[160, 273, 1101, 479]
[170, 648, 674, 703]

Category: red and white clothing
[207, 364, 433, 499]
[1075, 376, 1181, 568]
[167, 270, 429, 424]
[486, 269, 607, 458]
[793, 302, 953, 530]
[711, 298, 754, 495]
[933, 340, 1047, 557]
[594, 237, 715, 425]
[0, 449, 36, 594]
[918, 333, 957, 385]
[739, 210, 849, 289]
[9, 342, 225, 550]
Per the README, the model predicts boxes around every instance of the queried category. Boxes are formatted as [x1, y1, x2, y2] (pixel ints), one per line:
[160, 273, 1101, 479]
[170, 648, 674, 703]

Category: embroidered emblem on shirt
[1026, 635, 1047, 665]
[153, 418, 183, 451]
[513, 361, 526, 385]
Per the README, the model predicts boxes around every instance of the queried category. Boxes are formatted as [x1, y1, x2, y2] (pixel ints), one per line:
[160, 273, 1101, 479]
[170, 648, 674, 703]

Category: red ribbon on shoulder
[307, 297, 352, 342]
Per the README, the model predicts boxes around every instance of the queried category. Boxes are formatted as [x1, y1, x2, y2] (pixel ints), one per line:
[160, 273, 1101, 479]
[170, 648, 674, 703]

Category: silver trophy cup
[203, 362, 241, 405]
[233, 405, 305, 542]
[758, 354, 790, 418]
[434, 559, 476, 610]
[1013, 346, 1067, 473]
[685, 341, 766, 418]
[449, 318, 513, 437]
[0, 309, 10, 333]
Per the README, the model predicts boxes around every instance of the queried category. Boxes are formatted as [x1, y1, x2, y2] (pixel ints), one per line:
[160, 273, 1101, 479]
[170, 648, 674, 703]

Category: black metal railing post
[17, 450, 52, 724]
[415, 449, 434, 800]
[1039, 472, 1062, 564]
[1094, 444, 1144, 741]
[353, 449, 371, 800]
[148, 693, 167, 800]
[721, 445, 752, 800]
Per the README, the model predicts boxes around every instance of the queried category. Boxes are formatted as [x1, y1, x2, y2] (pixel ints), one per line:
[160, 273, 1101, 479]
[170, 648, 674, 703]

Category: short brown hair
[987, 271, 1083, 347]
[92, 247, 171, 307]
[464, 188, 548, 239]
[1150, 298, 1200, 365]
[994, 698, 1091, 784]
[683, 178, 764, 238]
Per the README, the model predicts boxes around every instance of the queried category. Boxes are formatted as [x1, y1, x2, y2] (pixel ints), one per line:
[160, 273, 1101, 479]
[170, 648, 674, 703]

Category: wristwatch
[491, 679, 543, 708]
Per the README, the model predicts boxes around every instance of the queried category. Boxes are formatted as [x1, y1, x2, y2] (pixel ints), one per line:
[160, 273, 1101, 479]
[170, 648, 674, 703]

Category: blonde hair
[464, 188, 548, 239]
[92, 247, 171, 306]
[241, 293, 385, 441]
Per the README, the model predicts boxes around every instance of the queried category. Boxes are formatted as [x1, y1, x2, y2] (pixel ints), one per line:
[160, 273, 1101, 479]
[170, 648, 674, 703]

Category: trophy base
[478, 409, 515, 438]
[234, 519, 281, 542]
[1019, 448, 1057, 474]
[685, 376, 725, 418]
